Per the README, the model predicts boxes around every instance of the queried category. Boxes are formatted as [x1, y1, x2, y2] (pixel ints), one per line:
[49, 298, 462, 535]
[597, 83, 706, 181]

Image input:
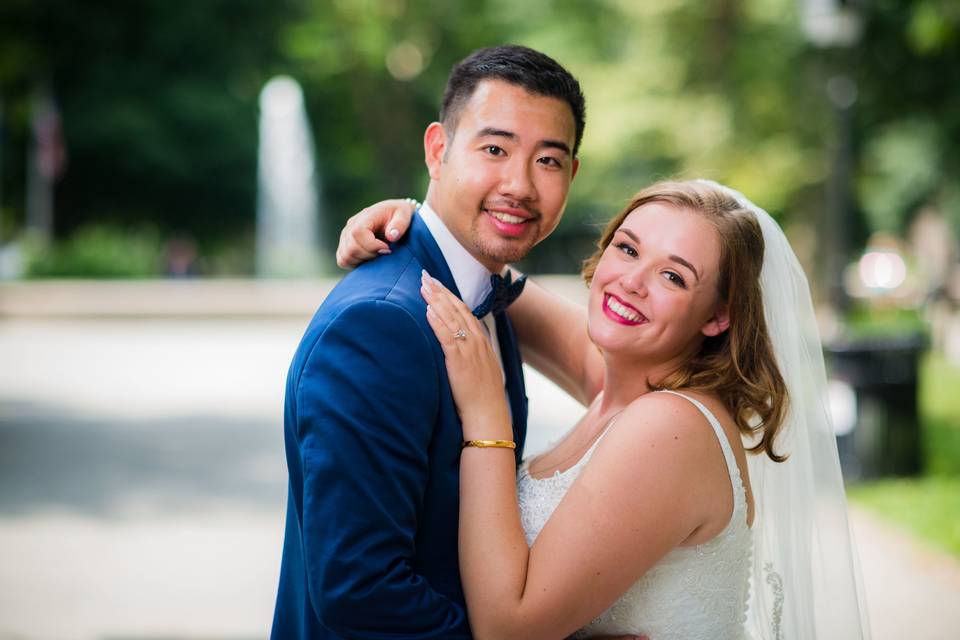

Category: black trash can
[824, 334, 926, 480]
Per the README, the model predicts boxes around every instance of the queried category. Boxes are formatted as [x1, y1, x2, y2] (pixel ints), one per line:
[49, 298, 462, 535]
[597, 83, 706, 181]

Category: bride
[338, 180, 870, 639]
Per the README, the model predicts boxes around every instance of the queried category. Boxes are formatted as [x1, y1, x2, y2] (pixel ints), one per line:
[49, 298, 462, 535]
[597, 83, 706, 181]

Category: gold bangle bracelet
[462, 439, 517, 450]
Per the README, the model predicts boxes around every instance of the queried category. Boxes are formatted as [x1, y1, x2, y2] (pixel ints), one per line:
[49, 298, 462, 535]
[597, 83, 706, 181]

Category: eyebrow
[475, 127, 571, 156]
[617, 228, 701, 282]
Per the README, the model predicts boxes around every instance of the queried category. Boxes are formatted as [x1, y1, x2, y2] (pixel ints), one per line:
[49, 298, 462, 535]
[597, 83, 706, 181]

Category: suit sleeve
[296, 300, 470, 638]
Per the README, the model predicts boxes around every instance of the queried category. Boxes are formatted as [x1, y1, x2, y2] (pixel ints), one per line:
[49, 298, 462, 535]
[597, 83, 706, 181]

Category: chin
[585, 317, 617, 352]
[477, 238, 536, 266]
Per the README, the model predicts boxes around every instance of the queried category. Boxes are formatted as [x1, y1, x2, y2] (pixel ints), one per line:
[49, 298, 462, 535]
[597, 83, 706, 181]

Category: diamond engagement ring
[454, 329, 467, 341]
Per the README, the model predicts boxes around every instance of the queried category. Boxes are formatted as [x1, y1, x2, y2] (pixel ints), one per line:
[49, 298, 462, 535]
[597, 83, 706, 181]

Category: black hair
[440, 45, 586, 157]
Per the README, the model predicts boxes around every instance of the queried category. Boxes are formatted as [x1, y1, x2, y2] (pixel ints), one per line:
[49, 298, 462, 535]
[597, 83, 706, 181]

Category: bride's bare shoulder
[601, 391, 729, 463]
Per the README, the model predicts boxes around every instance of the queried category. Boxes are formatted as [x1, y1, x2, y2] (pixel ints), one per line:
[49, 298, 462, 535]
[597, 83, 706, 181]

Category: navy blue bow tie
[472, 270, 527, 318]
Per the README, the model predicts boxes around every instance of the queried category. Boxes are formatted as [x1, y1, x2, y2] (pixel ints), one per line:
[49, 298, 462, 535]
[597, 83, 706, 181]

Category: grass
[848, 476, 960, 556]
[847, 353, 960, 557]
[920, 353, 960, 476]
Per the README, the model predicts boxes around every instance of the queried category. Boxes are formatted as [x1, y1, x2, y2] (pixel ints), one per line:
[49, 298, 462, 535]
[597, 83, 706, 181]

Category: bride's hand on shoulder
[420, 272, 511, 437]
[335, 198, 416, 269]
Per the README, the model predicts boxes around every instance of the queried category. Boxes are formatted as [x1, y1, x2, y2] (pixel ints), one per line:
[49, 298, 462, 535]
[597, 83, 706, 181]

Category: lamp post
[800, 0, 865, 316]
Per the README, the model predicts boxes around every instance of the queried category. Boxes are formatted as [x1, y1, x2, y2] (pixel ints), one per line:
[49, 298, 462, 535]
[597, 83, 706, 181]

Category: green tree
[1, 0, 955, 277]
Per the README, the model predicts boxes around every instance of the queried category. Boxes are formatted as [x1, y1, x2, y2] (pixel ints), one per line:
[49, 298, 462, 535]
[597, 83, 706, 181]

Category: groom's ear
[701, 304, 730, 338]
[424, 122, 447, 181]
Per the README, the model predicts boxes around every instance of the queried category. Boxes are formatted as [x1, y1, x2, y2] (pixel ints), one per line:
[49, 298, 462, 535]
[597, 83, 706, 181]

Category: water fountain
[256, 75, 323, 277]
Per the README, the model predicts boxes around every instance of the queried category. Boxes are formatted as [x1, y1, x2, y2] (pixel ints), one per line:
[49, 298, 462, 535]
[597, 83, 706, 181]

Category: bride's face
[587, 202, 729, 364]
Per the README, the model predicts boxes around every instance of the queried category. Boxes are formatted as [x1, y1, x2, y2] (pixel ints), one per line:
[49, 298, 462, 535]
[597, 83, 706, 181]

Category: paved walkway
[0, 283, 958, 638]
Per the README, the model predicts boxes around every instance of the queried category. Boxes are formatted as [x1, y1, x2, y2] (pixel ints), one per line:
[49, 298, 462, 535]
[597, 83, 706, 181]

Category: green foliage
[859, 120, 942, 233]
[26, 224, 162, 278]
[856, 0, 960, 235]
[844, 305, 926, 339]
[1, 0, 957, 274]
[0, 0, 300, 242]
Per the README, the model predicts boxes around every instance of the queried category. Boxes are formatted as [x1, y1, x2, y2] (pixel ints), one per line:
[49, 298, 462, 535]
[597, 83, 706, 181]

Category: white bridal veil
[701, 181, 872, 639]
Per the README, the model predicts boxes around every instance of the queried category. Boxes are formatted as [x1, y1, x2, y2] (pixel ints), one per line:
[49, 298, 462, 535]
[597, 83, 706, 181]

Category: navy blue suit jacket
[271, 214, 528, 639]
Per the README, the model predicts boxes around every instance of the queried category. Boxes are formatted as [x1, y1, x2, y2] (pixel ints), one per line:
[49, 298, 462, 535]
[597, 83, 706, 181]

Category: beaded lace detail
[516, 391, 753, 640]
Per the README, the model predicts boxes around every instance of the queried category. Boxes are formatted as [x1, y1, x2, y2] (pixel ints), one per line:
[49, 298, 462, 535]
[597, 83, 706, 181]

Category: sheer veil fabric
[699, 181, 872, 639]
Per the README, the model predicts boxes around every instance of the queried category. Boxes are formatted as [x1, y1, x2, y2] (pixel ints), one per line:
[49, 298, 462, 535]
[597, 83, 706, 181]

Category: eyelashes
[615, 242, 637, 257]
[613, 242, 687, 289]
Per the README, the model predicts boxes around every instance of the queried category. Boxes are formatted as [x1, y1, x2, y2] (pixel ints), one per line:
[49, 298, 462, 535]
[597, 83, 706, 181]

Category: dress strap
[552, 409, 623, 476]
[655, 390, 742, 495]
[583, 411, 621, 458]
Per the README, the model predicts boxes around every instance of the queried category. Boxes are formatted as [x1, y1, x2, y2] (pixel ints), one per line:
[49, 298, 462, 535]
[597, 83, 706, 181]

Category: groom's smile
[482, 201, 537, 238]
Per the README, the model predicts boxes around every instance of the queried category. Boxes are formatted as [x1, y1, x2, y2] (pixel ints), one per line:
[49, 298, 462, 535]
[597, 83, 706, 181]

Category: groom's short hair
[440, 45, 586, 157]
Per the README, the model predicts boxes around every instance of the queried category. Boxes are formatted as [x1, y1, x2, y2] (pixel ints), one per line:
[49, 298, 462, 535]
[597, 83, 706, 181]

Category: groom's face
[424, 79, 579, 273]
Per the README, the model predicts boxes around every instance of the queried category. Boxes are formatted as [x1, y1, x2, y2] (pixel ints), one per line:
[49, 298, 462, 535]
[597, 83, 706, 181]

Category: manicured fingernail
[388, 228, 399, 239]
[378, 249, 390, 255]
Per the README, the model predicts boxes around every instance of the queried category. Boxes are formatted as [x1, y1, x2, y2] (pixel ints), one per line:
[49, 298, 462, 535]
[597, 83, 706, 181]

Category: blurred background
[0, 0, 958, 638]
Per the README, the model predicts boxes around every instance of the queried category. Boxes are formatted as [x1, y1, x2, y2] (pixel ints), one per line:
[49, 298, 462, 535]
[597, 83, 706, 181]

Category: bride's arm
[335, 198, 603, 406]
[508, 276, 603, 406]
[422, 276, 718, 640]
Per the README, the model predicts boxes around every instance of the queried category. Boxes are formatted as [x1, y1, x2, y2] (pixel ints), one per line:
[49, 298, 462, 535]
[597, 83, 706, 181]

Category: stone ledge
[0, 276, 589, 318]
[0, 279, 338, 318]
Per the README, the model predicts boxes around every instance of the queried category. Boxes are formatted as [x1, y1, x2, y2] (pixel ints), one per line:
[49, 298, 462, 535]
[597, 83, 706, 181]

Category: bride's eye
[663, 271, 686, 288]
[615, 242, 637, 257]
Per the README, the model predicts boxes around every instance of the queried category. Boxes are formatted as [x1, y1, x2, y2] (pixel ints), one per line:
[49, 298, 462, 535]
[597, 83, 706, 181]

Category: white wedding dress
[517, 390, 753, 640]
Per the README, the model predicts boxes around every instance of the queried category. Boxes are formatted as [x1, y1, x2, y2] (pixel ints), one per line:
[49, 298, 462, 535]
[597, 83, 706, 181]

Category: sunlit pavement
[1, 300, 958, 639]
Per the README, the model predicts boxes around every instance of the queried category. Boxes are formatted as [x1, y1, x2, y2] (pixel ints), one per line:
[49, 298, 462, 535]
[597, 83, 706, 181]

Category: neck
[596, 348, 693, 414]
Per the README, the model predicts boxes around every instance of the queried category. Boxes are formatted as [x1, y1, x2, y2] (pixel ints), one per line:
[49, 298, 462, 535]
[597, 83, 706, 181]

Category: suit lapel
[403, 211, 462, 299]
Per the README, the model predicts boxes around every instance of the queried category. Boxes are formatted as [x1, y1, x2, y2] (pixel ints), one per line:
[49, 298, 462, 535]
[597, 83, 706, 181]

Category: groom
[271, 45, 584, 638]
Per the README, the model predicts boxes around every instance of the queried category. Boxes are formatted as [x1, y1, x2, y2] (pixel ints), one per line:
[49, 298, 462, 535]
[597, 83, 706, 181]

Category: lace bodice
[516, 391, 753, 640]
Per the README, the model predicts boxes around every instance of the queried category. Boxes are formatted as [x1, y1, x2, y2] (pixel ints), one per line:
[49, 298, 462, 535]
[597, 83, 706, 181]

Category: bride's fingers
[350, 225, 390, 256]
[336, 244, 378, 269]
[421, 274, 482, 347]
[385, 203, 415, 240]
[421, 273, 472, 315]
[425, 305, 465, 351]
[336, 227, 387, 269]
[422, 275, 477, 330]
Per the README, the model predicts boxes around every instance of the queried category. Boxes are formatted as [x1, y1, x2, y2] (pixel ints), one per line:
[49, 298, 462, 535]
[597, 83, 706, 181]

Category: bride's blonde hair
[582, 180, 788, 462]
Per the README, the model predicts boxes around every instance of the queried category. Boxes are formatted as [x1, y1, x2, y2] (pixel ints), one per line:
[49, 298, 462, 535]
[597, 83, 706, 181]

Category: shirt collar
[417, 200, 493, 311]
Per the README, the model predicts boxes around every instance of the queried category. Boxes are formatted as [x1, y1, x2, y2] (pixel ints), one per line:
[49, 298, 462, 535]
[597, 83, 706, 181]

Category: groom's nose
[497, 159, 537, 202]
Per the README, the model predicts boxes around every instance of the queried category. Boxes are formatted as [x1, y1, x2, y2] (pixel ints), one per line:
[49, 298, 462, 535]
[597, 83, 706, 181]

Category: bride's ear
[701, 304, 730, 338]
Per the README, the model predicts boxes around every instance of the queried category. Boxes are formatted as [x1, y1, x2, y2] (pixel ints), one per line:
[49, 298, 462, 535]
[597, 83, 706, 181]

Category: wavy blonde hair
[582, 180, 788, 461]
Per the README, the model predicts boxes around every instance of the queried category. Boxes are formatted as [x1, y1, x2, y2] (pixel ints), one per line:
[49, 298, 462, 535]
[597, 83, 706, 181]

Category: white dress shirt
[417, 201, 493, 312]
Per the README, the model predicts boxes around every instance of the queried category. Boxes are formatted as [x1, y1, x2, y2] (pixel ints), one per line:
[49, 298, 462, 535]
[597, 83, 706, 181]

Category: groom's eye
[537, 156, 563, 168]
[484, 145, 505, 156]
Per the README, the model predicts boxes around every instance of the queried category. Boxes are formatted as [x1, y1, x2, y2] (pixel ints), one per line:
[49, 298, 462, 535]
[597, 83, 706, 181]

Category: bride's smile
[602, 293, 647, 325]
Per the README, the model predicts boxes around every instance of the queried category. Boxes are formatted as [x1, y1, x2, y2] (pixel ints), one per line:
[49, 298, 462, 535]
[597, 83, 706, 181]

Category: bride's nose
[620, 265, 649, 297]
